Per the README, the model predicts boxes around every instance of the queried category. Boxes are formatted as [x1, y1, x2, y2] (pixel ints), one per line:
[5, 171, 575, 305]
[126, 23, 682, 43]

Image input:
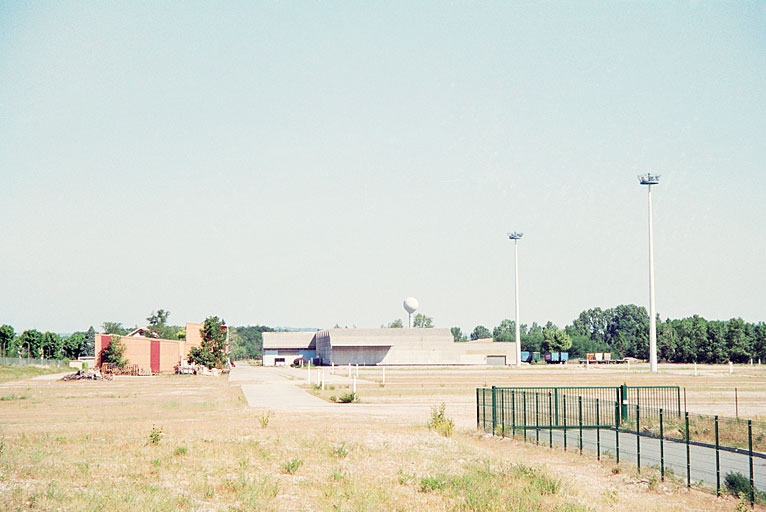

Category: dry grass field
[1, 362, 764, 511]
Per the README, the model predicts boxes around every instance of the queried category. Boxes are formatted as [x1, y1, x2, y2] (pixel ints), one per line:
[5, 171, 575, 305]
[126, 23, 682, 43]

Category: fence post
[511, 390, 516, 438]
[685, 412, 691, 488]
[715, 415, 720, 496]
[615, 400, 620, 464]
[548, 391, 553, 449]
[749, 420, 754, 507]
[491, 386, 497, 435]
[500, 389, 506, 437]
[578, 396, 583, 455]
[620, 383, 628, 423]
[636, 404, 641, 473]
[535, 392, 540, 445]
[659, 408, 664, 481]
[523, 392, 528, 443]
[476, 388, 480, 429]
[563, 394, 568, 452]
[554, 388, 559, 426]
[596, 398, 601, 461]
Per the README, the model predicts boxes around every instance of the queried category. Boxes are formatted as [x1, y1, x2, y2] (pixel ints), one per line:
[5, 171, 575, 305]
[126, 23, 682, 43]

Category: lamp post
[508, 232, 523, 367]
[638, 173, 660, 373]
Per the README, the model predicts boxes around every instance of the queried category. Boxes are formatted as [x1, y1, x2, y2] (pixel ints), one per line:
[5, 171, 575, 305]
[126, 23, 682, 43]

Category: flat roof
[262, 332, 317, 349]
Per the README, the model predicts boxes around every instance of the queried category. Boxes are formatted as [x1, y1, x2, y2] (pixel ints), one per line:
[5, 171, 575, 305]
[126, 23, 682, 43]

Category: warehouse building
[263, 328, 517, 366]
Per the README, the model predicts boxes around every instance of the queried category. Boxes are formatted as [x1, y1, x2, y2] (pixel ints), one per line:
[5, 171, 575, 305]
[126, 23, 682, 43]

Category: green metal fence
[477, 385, 765, 506]
[477, 385, 680, 434]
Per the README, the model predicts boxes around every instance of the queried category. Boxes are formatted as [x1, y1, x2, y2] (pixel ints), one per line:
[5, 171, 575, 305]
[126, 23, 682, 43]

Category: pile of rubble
[61, 369, 111, 381]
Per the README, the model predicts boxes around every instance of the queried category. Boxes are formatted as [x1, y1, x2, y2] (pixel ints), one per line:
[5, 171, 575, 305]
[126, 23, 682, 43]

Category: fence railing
[477, 386, 765, 506]
[0, 357, 67, 367]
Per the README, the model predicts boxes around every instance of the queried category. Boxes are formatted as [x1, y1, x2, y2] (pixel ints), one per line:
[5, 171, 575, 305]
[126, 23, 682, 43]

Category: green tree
[413, 313, 433, 328]
[541, 326, 572, 353]
[82, 326, 96, 357]
[0, 324, 15, 358]
[605, 304, 648, 359]
[19, 330, 44, 359]
[521, 322, 543, 352]
[101, 335, 128, 369]
[753, 323, 766, 363]
[656, 319, 678, 362]
[450, 327, 467, 342]
[569, 307, 611, 345]
[42, 332, 63, 359]
[63, 332, 86, 359]
[188, 316, 228, 369]
[492, 319, 515, 342]
[230, 325, 273, 360]
[470, 325, 492, 341]
[705, 320, 728, 364]
[146, 309, 182, 339]
[568, 335, 610, 359]
[102, 322, 127, 335]
[386, 319, 404, 328]
[726, 317, 751, 363]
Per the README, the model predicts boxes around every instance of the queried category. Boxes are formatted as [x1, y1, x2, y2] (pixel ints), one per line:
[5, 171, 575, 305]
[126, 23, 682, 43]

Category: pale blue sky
[1, 2, 764, 334]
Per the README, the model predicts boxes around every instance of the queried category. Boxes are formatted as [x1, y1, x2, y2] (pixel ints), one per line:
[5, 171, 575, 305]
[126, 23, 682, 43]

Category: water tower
[403, 297, 419, 328]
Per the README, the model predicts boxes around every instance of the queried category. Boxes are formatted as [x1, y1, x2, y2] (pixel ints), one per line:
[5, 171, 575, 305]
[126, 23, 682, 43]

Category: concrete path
[230, 364, 355, 412]
[228, 364, 458, 426]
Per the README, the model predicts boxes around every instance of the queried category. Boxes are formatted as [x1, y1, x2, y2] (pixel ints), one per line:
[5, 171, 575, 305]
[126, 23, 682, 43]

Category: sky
[1, 2, 764, 335]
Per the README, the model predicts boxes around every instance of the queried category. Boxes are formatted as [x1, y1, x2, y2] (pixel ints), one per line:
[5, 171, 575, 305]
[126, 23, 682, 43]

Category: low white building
[262, 332, 316, 366]
[262, 328, 516, 366]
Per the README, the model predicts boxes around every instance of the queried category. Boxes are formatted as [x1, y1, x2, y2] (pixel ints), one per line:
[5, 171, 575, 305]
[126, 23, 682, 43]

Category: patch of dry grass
[0, 366, 761, 511]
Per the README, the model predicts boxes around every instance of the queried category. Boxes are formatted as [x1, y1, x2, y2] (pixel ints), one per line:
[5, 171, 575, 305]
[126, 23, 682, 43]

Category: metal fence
[0, 357, 67, 367]
[477, 386, 765, 506]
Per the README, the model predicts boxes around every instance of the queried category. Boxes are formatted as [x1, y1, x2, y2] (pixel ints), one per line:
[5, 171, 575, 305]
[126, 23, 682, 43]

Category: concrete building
[262, 328, 517, 366]
[262, 332, 317, 366]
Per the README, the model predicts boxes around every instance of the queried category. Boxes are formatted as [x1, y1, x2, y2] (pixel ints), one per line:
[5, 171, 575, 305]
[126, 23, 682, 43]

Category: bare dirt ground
[0, 362, 762, 511]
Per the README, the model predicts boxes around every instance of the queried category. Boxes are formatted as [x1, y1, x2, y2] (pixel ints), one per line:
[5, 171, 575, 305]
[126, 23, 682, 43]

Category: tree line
[3, 305, 764, 364]
[0, 309, 185, 361]
[453, 304, 766, 363]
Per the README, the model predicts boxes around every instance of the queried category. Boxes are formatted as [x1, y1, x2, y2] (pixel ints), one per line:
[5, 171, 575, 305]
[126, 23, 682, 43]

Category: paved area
[230, 364, 363, 412]
[229, 364, 463, 426]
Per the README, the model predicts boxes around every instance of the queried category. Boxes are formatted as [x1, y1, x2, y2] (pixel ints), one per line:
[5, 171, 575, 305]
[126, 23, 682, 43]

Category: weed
[602, 487, 618, 504]
[427, 402, 454, 437]
[0, 394, 26, 401]
[282, 458, 303, 475]
[337, 392, 358, 403]
[258, 411, 273, 428]
[419, 474, 447, 492]
[148, 425, 163, 445]
[331, 442, 348, 459]
[725, 472, 765, 503]
[397, 468, 416, 485]
[173, 446, 188, 456]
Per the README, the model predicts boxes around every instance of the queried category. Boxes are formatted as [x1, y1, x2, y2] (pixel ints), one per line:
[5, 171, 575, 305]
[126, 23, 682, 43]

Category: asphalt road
[497, 425, 766, 492]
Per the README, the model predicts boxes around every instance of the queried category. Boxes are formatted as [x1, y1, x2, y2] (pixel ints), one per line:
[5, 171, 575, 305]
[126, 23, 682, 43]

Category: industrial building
[263, 328, 517, 366]
[95, 322, 204, 374]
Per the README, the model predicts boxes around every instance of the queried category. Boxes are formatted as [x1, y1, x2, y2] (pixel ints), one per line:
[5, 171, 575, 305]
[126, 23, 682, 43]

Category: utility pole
[508, 232, 524, 367]
[638, 173, 660, 373]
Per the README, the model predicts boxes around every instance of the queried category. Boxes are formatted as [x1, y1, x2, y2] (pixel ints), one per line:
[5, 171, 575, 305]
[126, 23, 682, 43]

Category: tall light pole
[508, 232, 523, 367]
[638, 173, 660, 373]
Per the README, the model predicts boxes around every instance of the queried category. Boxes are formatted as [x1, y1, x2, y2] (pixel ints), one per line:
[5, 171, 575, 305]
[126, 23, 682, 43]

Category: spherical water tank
[403, 297, 419, 314]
